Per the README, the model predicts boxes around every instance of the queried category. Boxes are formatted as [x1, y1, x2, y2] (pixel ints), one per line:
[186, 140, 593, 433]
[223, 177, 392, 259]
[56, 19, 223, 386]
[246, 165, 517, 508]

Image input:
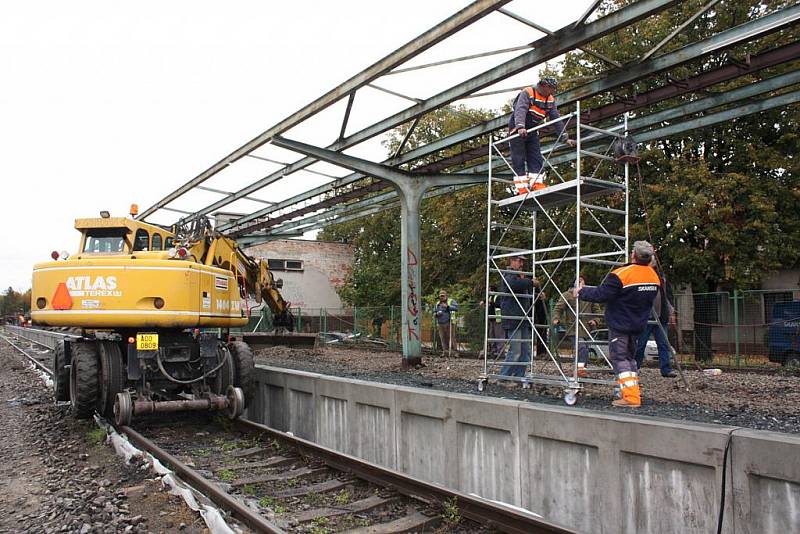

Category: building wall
[246, 239, 353, 309]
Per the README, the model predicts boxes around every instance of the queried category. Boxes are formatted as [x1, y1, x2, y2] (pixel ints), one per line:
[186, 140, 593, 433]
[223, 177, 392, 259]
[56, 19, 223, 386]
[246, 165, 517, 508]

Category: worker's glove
[565, 139, 576, 147]
[517, 127, 527, 138]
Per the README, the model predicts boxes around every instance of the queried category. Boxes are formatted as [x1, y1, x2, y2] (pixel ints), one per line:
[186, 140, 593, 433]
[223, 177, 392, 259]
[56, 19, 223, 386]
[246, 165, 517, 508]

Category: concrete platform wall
[248, 366, 800, 533]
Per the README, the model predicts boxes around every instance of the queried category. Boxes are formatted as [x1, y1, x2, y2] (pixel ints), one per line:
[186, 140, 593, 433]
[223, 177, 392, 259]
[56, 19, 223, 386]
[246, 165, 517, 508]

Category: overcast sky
[0, 0, 593, 291]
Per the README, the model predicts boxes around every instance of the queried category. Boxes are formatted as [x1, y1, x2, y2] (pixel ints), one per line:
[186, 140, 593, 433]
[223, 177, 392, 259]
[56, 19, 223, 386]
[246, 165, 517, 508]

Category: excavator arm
[179, 220, 295, 331]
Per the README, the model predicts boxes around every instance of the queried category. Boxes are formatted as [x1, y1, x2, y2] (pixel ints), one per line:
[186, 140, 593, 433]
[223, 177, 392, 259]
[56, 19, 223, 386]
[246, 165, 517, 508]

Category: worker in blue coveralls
[508, 77, 576, 193]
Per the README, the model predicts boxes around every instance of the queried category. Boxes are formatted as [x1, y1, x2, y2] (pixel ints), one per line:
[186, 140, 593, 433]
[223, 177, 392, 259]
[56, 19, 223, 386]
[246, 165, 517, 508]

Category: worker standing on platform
[508, 77, 575, 194]
[573, 242, 660, 407]
[435, 290, 458, 356]
[552, 286, 602, 377]
[485, 284, 504, 356]
[499, 255, 535, 378]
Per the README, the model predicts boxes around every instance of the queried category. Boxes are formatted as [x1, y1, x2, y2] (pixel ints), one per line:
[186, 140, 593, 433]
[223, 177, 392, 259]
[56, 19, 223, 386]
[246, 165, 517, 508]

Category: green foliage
[242, 484, 256, 496]
[442, 497, 461, 525]
[1, 287, 31, 317]
[216, 469, 236, 482]
[333, 489, 351, 505]
[86, 426, 107, 446]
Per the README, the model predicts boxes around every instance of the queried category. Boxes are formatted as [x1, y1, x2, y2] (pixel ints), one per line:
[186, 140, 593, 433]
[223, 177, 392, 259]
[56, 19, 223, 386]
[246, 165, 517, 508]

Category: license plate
[136, 333, 159, 351]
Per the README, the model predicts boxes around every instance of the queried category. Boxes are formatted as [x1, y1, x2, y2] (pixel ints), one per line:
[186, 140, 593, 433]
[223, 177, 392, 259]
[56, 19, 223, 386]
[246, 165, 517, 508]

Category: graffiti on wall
[406, 247, 420, 341]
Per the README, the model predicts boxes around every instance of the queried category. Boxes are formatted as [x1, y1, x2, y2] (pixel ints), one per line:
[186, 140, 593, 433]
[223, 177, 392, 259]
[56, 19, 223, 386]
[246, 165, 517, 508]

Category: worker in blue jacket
[498, 255, 538, 378]
[574, 241, 660, 407]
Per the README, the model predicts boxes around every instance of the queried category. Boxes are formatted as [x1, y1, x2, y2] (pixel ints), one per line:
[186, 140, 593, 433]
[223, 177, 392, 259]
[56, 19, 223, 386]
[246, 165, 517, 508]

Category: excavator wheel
[53, 341, 70, 402]
[213, 342, 235, 396]
[69, 342, 99, 419]
[97, 341, 126, 418]
[228, 341, 255, 402]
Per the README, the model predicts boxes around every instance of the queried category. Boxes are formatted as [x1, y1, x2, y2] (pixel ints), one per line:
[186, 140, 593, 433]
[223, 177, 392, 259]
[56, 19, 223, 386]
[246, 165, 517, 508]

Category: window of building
[151, 234, 162, 251]
[267, 259, 303, 272]
[285, 260, 304, 271]
[165, 237, 174, 249]
[268, 259, 285, 271]
[133, 229, 150, 251]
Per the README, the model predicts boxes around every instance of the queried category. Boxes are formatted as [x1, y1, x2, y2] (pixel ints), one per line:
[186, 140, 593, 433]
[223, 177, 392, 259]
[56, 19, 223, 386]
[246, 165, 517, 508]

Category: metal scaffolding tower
[480, 102, 631, 405]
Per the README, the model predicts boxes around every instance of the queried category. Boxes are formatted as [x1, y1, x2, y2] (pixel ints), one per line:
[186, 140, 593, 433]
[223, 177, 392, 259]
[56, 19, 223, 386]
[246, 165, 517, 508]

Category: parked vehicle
[767, 300, 800, 367]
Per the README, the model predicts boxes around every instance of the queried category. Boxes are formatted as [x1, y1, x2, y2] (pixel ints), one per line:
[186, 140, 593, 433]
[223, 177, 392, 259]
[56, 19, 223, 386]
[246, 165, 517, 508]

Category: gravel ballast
[0, 339, 207, 534]
[255, 345, 800, 434]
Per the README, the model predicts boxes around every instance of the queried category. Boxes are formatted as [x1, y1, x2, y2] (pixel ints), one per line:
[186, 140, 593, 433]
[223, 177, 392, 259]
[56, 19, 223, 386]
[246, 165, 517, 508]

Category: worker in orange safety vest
[508, 77, 576, 195]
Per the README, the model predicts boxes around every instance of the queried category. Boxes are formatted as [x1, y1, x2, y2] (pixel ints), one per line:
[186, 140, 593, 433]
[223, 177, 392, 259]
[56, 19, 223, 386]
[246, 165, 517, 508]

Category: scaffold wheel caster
[114, 391, 132, 427]
[564, 390, 578, 406]
[226, 385, 245, 419]
[477, 379, 487, 392]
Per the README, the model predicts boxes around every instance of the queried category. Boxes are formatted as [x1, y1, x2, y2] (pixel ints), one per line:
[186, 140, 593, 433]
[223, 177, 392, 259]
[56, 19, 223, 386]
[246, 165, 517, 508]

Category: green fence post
[389, 305, 395, 349]
[733, 289, 740, 367]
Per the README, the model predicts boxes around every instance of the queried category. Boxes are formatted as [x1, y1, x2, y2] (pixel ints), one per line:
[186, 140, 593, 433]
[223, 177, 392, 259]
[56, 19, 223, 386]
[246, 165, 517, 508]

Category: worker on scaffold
[573, 241, 660, 408]
[508, 77, 576, 194]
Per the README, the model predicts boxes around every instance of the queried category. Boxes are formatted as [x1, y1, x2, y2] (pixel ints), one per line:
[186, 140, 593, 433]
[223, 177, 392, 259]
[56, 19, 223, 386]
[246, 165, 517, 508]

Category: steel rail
[1, 332, 55, 376]
[119, 425, 286, 534]
[237, 418, 575, 534]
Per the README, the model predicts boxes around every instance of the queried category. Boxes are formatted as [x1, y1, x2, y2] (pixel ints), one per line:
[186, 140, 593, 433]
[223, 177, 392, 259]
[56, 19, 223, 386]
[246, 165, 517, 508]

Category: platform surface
[496, 177, 625, 211]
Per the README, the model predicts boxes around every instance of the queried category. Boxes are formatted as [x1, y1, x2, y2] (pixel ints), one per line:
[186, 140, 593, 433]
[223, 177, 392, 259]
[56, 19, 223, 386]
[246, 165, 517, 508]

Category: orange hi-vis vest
[526, 87, 555, 122]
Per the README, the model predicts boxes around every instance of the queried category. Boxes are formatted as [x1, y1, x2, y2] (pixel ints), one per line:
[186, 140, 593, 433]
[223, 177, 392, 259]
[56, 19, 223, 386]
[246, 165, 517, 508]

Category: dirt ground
[0, 339, 209, 534]
[255, 344, 800, 434]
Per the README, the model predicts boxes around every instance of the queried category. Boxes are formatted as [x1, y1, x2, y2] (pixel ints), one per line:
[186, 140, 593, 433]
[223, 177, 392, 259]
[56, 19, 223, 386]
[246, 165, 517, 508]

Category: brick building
[245, 239, 354, 310]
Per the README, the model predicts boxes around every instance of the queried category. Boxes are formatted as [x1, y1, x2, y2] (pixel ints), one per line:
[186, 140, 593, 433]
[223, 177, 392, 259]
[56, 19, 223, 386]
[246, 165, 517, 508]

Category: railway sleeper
[291, 494, 401, 523]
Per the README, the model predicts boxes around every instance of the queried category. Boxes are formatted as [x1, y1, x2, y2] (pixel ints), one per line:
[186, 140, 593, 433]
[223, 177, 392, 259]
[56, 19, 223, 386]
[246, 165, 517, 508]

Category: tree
[319, 105, 497, 307]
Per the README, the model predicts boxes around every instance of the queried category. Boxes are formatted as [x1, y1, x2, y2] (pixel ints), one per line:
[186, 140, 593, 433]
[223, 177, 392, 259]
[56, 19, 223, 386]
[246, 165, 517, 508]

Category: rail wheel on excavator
[32, 209, 296, 425]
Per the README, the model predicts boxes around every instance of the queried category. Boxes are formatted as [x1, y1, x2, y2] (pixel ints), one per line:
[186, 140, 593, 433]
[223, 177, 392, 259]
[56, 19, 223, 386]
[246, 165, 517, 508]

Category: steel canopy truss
[139, 0, 800, 361]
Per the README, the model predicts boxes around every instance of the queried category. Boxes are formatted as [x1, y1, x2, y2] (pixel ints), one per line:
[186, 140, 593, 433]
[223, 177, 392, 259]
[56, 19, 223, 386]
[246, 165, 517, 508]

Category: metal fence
[239, 288, 800, 368]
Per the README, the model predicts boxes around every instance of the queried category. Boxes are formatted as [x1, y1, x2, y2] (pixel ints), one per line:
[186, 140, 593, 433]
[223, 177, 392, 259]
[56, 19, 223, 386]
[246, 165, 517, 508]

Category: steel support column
[267, 136, 476, 363]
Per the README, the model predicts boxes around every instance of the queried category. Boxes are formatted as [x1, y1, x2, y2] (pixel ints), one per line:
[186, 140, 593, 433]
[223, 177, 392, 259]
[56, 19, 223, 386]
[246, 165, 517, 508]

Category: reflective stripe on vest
[525, 87, 555, 121]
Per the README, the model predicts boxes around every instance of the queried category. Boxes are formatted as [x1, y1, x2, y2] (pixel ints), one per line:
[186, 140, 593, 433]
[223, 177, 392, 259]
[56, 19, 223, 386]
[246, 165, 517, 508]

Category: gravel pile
[255, 345, 800, 434]
[0, 341, 206, 534]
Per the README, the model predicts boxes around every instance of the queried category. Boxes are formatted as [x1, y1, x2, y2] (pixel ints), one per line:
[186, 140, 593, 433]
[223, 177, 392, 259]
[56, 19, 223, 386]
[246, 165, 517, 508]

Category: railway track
[2, 327, 574, 534]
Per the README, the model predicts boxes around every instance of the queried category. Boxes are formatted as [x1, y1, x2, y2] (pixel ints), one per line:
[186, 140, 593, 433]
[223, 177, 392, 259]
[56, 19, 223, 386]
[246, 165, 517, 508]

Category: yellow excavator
[31, 207, 294, 425]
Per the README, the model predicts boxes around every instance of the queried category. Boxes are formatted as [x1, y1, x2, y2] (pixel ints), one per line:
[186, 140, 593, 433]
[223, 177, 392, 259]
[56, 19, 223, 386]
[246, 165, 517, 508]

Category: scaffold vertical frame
[479, 102, 632, 405]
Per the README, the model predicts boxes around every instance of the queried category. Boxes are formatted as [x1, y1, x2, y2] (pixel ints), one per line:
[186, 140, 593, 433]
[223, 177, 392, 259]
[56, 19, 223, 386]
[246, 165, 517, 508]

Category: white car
[586, 329, 658, 360]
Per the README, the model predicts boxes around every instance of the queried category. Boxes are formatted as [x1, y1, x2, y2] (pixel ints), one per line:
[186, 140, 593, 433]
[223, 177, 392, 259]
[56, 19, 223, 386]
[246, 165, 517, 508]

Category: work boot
[577, 362, 587, 378]
[662, 370, 677, 378]
[528, 172, 547, 191]
[614, 371, 641, 407]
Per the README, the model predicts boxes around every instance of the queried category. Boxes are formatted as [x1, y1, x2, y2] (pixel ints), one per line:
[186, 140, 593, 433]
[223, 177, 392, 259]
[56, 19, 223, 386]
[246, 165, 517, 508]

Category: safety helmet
[539, 77, 558, 90]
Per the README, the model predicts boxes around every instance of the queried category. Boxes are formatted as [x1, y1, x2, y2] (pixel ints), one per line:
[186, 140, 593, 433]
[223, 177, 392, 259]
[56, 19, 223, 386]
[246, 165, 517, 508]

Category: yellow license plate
[136, 333, 159, 351]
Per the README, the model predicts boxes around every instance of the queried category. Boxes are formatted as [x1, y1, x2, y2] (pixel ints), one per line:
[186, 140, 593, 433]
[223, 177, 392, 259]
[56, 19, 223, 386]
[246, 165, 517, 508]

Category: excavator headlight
[177, 247, 189, 259]
[60, 250, 69, 260]
[51, 250, 59, 260]
[167, 247, 177, 258]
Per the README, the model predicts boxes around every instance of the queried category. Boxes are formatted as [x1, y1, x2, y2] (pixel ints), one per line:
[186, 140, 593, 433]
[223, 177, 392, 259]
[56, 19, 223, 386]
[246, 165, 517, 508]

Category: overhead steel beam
[574, 0, 605, 27]
[200, 0, 682, 228]
[639, 0, 720, 62]
[138, 0, 513, 219]
[338, 92, 356, 141]
[244, 153, 340, 179]
[498, 7, 623, 68]
[259, 72, 800, 234]
[196, 185, 276, 205]
[386, 44, 533, 75]
[225, 38, 800, 236]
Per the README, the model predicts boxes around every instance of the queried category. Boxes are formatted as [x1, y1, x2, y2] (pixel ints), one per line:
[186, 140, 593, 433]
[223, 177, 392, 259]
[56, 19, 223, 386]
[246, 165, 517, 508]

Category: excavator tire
[97, 341, 126, 418]
[228, 341, 255, 401]
[70, 342, 99, 419]
[53, 341, 70, 402]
